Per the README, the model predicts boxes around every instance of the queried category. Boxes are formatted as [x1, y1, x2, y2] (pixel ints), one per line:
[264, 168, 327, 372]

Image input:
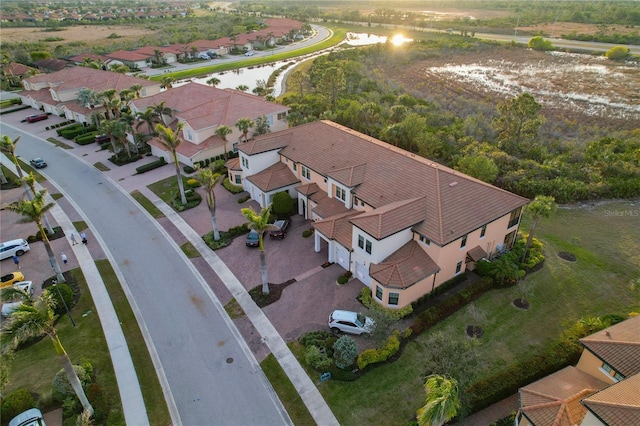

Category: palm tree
[521, 195, 556, 263]
[5, 187, 65, 284]
[417, 374, 460, 426]
[206, 77, 221, 87]
[22, 172, 54, 235]
[241, 205, 279, 295]
[98, 89, 117, 120]
[235, 84, 249, 92]
[235, 118, 254, 142]
[214, 125, 233, 161]
[160, 75, 174, 89]
[76, 88, 97, 108]
[156, 122, 187, 205]
[129, 83, 143, 99]
[0, 287, 94, 415]
[197, 168, 223, 241]
[136, 107, 158, 136]
[152, 101, 172, 126]
[100, 119, 125, 154]
[119, 111, 137, 154]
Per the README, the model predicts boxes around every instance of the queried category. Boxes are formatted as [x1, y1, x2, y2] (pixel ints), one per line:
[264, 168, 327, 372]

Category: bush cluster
[186, 178, 201, 188]
[0, 388, 35, 421]
[183, 165, 196, 174]
[358, 287, 413, 320]
[46, 120, 75, 131]
[356, 331, 400, 370]
[222, 177, 244, 194]
[56, 123, 84, 136]
[135, 157, 166, 174]
[171, 190, 201, 211]
[59, 125, 96, 140]
[74, 132, 98, 145]
[109, 153, 142, 166]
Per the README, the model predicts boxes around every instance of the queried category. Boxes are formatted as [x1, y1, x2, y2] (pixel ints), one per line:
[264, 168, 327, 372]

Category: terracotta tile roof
[328, 162, 367, 187]
[519, 366, 609, 426]
[240, 132, 292, 155]
[246, 162, 299, 192]
[312, 211, 361, 250]
[5, 62, 32, 76]
[580, 315, 640, 377]
[312, 193, 351, 219]
[266, 120, 528, 246]
[225, 157, 241, 171]
[106, 50, 152, 62]
[18, 88, 52, 102]
[581, 373, 640, 425]
[467, 245, 488, 261]
[132, 83, 288, 131]
[61, 99, 101, 115]
[370, 241, 440, 289]
[295, 182, 320, 196]
[350, 197, 427, 240]
[68, 54, 106, 64]
[147, 134, 223, 158]
[23, 67, 157, 93]
[34, 58, 70, 71]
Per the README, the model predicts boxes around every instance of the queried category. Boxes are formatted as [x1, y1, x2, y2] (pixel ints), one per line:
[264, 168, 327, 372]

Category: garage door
[355, 261, 371, 286]
[335, 245, 350, 270]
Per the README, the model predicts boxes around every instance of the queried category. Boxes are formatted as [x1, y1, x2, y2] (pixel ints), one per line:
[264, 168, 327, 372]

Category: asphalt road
[2, 125, 291, 426]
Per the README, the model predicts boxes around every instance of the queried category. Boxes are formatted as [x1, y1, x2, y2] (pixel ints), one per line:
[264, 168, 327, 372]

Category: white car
[13, 281, 34, 296]
[328, 310, 374, 336]
[244, 51, 255, 56]
[0, 239, 30, 260]
[9, 408, 46, 426]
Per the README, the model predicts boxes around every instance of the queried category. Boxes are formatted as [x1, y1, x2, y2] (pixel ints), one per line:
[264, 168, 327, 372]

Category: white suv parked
[328, 310, 374, 336]
[0, 239, 30, 260]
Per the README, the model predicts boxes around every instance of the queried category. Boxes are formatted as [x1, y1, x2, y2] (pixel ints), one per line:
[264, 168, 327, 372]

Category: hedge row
[75, 131, 99, 145]
[56, 123, 83, 136]
[357, 331, 400, 370]
[223, 177, 244, 194]
[46, 120, 74, 131]
[59, 125, 96, 139]
[136, 157, 166, 174]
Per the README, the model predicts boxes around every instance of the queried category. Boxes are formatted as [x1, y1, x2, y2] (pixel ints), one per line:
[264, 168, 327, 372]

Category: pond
[176, 32, 411, 96]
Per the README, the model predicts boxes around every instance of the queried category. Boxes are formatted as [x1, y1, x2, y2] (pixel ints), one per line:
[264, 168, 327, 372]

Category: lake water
[176, 32, 406, 96]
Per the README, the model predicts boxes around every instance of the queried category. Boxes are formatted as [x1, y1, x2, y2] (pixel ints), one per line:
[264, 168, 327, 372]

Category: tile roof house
[129, 82, 289, 166]
[517, 315, 640, 426]
[236, 120, 529, 308]
[18, 67, 161, 123]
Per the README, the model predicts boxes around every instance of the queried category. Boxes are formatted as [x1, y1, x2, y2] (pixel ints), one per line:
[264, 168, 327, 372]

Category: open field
[0, 25, 157, 45]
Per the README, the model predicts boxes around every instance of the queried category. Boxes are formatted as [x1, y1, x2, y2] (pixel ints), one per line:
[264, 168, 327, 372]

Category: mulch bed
[249, 278, 296, 307]
[513, 298, 530, 310]
[466, 325, 484, 338]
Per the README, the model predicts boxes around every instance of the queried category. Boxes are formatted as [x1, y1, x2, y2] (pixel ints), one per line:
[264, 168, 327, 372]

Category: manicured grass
[317, 200, 640, 426]
[180, 241, 200, 258]
[46, 137, 73, 149]
[223, 298, 245, 319]
[260, 353, 316, 426]
[94, 162, 110, 171]
[147, 175, 183, 204]
[130, 190, 165, 219]
[95, 260, 171, 426]
[4, 268, 124, 423]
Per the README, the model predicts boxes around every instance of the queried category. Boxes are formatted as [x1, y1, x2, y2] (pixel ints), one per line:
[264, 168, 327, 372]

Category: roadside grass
[72, 220, 88, 232]
[94, 162, 110, 172]
[318, 200, 640, 426]
[223, 298, 245, 319]
[4, 268, 124, 423]
[260, 353, 316, 426]
[130, 190, 165, 219]
[95, 260, 171, 426]
[46, 137, 73, 149]
[180, 241, 200, 258]
[147, 174, 192, 204]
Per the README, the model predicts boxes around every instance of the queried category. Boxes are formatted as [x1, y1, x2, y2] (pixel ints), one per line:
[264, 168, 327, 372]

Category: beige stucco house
[129, 82, 289, 167]
[517, 315, 640, 426]
[235, 120, 529, 308]
[18, 66, 161, 123]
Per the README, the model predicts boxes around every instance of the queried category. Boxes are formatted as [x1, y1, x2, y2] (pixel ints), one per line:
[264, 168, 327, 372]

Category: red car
[25, 113, 48, 123]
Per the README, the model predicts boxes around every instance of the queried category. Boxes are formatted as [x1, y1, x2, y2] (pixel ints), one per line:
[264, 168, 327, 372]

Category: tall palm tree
[215, 125, 233, 161]
[5, 188, 65, 284]
[0, 287, 94, 415]
[22, 172, 54, 234]
[100, 119, 125, 154]
[0, 136, 54, 233]
[235, 84, 249, 92]
[129, 83, 143, 99]
[156, 122, 187, 205]
[521, 195, 556, 263]
[160, 76, 174, 89]
[197, 168, 223, 241]
[241, 204, 278, 295]
[98, 89, 117, 120]
[119, 111, 137, 154]
[235, 118, 254, 142]
[136, 107, 158, 136]
[152, 101, 172, 126]
[417, 374, 461, 426]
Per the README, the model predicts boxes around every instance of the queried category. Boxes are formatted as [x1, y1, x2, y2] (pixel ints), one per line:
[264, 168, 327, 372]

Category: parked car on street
[30, 157, 47, 168]
[25, 113, 48, 123]
[0, 239, 30, 260]
[95, 134, 110, 144]
[246, 230, 260, 247]
[244, 51, 255, 56]
[1, 271, 25, 289]
[269, 219, 290, 239]
[328, 310, 374, 336]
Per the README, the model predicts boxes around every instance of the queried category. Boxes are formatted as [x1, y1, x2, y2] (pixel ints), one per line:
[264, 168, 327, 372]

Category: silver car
[328, 310, 374, 336]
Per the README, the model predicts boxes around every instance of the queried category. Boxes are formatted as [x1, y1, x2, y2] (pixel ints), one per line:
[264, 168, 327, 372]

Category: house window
[389, 292, 399, 306]
[232, 142, 238, 153]
[277, 112, 287, 120]
[420, 235, 430, 246]
[508, 207, 522, 228]
[504, 230, 516, 248]
[187, 130, 193, 141]
[293, 163, 297, 171]
[358, 235, 372, 254]
[361, 200, 365, 207]
[375, 285, 383, 300]
[241, 157, 247, 167]
[460, 234, 467, 248]
[365, 240, 372, 254]
[302, 165, 310, 179]
[455, 261, 463, 274]
[336, 187, 346, 201]
[234, 175, 241, 184]
[358, 235, 364, 250]
[480, 225, 487, 238]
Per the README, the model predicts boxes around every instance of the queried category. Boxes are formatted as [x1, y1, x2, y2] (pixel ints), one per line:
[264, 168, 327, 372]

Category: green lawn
[318, 200, 640, 426]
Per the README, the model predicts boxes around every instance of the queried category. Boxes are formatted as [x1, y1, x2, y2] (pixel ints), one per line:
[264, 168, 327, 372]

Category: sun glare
[390, 34, 411, 46]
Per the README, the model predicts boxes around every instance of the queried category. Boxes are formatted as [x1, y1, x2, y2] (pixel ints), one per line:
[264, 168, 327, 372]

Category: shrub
[186, 178, 201, 188]
[359, 287, 413, 320]
[172, 190, 202, 211]
[302, 229, 313, 238]
[56, 123, 83, 136]
[212, 159, 227, 172]
[87, 383, 110, 423]
[52, 364, 90, 400]
[605, 46, 630, 60]
[0, 388, 35, 421]
[305, 345, 332, 371]
[356, 331, 400, 370]
[528, 36, 553, 51]
[60, 125, 96, 140]
[222, 177, 244, 194]
[272, 191, 295, 216]
[300, 331, 333, 348]
[183, 165, 196, 174]
[333, 335, 358, 369]
[337, 275, 349, 284]
[47, 284, 75, 316]
[135, 157, 166, 174]
[74, 132, 99, 145]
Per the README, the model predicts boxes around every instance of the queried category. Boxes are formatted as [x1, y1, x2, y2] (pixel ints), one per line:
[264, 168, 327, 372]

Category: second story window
[420, 235, 430, 246]
[460, 234, 467, 248]
[508, 207, 522, 228]
[336, 187, 346, 201]
[480, 225, 487, 238]
[358, 235, 373, 254]
[302, 165, 310, 179]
